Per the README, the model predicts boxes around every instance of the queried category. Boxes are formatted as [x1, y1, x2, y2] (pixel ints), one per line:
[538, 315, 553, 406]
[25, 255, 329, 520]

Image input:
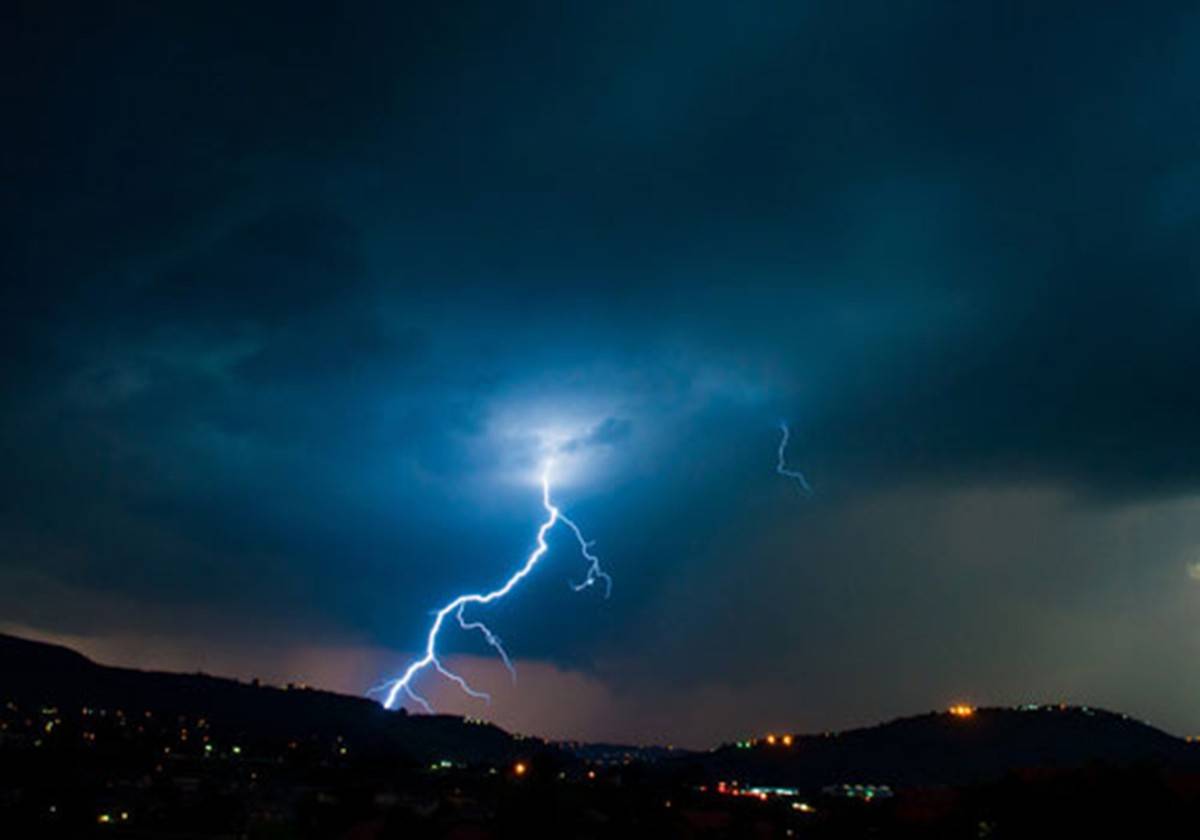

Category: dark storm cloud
[5, 1, 1200, 743]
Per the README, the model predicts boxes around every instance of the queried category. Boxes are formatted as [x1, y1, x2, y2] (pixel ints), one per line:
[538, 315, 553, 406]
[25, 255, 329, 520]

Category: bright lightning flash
[377, 461, 610, 713]
[776, 422, 813, 494]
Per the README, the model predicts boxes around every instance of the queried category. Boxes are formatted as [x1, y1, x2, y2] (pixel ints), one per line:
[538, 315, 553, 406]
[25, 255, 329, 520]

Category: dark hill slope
[0, 633, 520, 764]
[697, 706, 1200, 788]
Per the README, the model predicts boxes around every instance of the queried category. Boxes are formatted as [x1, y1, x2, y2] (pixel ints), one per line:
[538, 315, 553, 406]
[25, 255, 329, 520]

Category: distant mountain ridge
[4, 632, 1199, 788]
[697, 705, 1200, 788]
[0, 632, 521, 764]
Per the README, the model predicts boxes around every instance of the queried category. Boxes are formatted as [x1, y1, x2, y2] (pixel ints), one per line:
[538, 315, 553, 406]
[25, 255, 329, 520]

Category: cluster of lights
[823, 783, 893, 801]
[96, 811, 131, 825]
[948, 704, 976, 718]
[1020, 702, 1067, 712]
[711, 780, 813, 809]
[735, 732, 796, 749]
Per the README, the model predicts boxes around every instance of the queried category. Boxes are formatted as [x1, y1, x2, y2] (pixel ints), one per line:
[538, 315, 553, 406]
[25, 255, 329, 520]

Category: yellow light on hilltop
[765, 733, 777, 745]
[513, 761, 527, 777]
[948, 704, 976, 718]
[782, 734, 794, 747]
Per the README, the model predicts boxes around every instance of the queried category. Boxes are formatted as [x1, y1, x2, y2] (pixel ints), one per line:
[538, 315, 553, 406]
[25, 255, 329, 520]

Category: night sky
[6, 2, 1200, 747]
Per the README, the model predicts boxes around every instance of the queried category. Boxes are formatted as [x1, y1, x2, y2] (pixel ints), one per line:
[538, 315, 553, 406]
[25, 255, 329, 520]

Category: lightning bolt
[376, 461, 609, 712]
[776, 421, 813, 494]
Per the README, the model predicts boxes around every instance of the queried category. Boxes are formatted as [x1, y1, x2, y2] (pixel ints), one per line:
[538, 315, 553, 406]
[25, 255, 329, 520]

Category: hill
[0, 632, 523, 765]
[6, 632, 1200, 790]
[694, 705, 1200, 788]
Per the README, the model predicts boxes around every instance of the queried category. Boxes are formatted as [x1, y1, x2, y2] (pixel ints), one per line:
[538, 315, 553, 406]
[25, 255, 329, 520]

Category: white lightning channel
[776, 421, 813, 494]
[377, 462, 608, 712]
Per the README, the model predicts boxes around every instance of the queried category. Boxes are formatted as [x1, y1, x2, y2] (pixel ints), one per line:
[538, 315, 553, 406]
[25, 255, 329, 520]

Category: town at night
[6, 1, 1200, 836]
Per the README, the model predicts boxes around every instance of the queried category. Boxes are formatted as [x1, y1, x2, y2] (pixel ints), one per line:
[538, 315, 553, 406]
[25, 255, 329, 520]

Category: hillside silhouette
[0, 632, 521, 765]
[697, 705, 1200, 788]
[5, 632, 1200, 787]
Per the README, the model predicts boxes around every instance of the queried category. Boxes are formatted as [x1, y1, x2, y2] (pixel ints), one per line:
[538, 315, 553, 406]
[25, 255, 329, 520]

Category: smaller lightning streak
[561, 513, 613, 597]
[377, 462, 609, 712]
[776, 422, 813, 494]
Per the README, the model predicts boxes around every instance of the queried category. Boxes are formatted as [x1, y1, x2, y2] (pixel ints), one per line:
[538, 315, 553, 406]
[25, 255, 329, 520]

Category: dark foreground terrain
[4, 633, 1200, 838]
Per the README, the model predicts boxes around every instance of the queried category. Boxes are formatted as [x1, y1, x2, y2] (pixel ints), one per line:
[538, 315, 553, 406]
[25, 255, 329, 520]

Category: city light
[948, 704, 976, 718]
